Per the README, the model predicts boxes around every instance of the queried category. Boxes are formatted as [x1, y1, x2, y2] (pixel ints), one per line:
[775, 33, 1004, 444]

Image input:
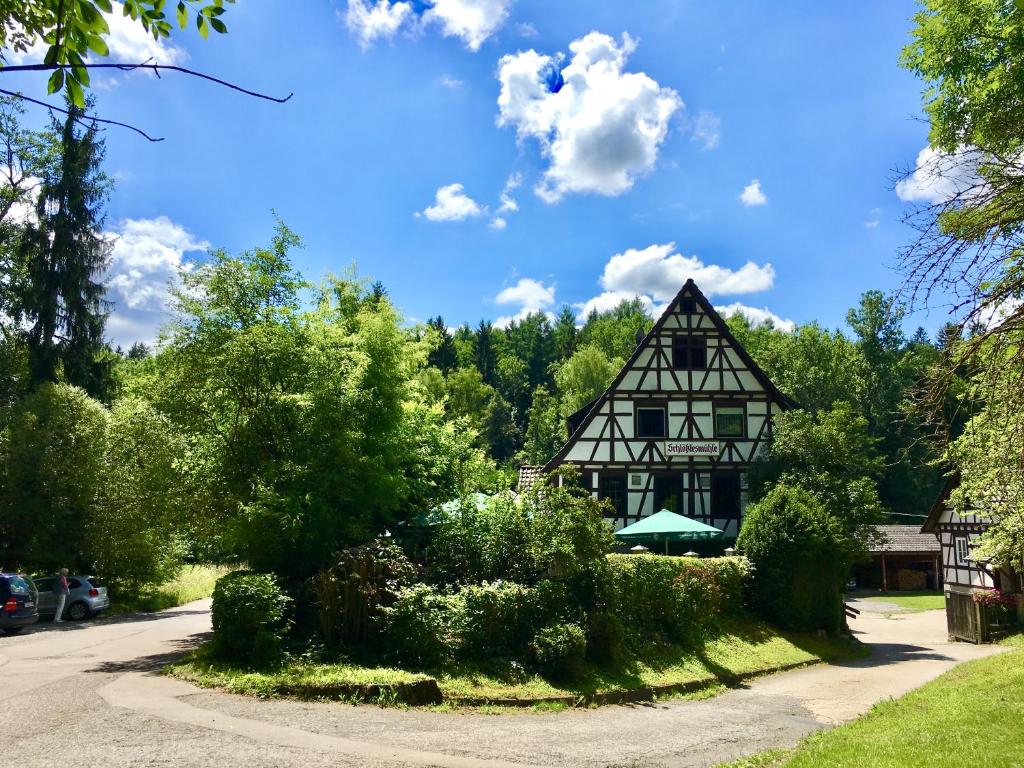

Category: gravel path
[0, 600, 1003, 768]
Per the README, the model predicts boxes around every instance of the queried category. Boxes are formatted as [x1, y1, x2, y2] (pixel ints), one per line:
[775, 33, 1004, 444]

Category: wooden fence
[945, 590, 1017, 643]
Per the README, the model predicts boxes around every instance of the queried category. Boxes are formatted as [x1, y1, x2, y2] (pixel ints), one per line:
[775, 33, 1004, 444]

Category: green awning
[614, 509, 725, 548]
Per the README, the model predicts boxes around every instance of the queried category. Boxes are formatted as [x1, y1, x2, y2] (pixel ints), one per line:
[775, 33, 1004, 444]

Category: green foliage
[901, 0, 1024, 155]
[750, 403, 886, 562]
[309, 540, 416, 648]
[211, 570, 293, 667]
[599, 554, 751, 647]
[89, 397, 186, 590]
[127, 222, 476, 580]
[426, 476, 614, 588]
[0, 382, 107, 572]
[529, 622, 587, 681]
[10, 101, 113, 398]
[577, 298, 651, 360]
[554, 344, 622, 416]
[737, 484, 849, 634]
[522, 384, 563, 464]
[0, 0, 235, 107]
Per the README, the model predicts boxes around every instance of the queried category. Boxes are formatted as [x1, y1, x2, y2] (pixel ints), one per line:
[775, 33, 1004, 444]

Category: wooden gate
[945, 590, 988, 643]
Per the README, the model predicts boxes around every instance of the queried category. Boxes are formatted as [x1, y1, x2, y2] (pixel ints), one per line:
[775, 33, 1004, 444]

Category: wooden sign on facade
[665, 440, 722, 457]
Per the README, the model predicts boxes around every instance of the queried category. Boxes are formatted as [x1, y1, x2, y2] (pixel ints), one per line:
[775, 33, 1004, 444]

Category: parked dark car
[0, 573, 39, 635]
[34, 575, 110, 621]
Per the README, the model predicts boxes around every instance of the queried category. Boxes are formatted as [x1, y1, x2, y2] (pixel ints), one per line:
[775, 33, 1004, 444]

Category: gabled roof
[543, 279, 796, 471]
[921, 474, 958, 534]
[870, 525, 941, 554]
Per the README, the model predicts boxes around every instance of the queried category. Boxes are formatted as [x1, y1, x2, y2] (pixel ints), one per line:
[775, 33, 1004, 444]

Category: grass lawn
[166, 617, 867, 708]
[852, 590, 945, 613]
[720, 634, 1024, 768]
[109, 564, 233, 614]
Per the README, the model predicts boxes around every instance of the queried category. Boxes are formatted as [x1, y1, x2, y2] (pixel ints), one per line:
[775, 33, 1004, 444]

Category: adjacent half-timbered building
[539, 279, 796, 538]
[922, 476, 1023, 642]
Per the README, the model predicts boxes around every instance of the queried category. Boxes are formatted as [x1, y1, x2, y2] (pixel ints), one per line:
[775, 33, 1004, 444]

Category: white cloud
[489, 216, 507, 229]
[440, 74, 464, 88]
[343, 0, 414, 49]
[691, 110, 720, 151]
[103, 216, 209, 346]
[424, 0, 514, 51]
[498, 171, 522, 212]
[864, 207, 881, 229]
[715, 302, 794, 332]
[494, 276, 555, 326]
[599, 243, 775, 301]
[496, 32, 683, 203]
[739, 179, 767, 206]
[343, 0, 511, 51]
[7, 1, 187, 66]
[895, 145, 983, 204]
[419, 182, 485, 221]
[515, 22, 538, 38]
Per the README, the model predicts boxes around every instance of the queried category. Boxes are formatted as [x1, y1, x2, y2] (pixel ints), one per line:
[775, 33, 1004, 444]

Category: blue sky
[6, 1, 949, 345]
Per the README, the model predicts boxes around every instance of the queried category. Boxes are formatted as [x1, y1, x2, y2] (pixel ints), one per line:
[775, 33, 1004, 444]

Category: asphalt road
[0, 601, 1004, 768]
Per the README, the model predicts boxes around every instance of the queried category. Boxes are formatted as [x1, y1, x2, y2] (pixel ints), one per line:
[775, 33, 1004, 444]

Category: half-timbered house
[535, 279, 796, 538]
[922, 476, 1023, 642]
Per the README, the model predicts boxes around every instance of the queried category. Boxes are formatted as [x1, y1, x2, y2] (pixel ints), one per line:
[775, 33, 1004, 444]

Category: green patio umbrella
[614, 509, 725, 555]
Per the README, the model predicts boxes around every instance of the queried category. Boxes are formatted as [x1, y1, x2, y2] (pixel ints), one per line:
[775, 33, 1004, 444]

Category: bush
[530, 622, 587, 680]
[586, 611, 626, 665]
[426, 476, 614, 589]
[737, 483, 848, 634]
[309, 540, 416, 648]
[599, 554, 751, 647]
[378, 581, 544, 667]
[212, 571, 294, 667]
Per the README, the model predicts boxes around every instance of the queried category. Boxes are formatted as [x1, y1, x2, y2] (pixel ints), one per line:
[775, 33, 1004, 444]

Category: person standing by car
[53, 568, 70, 624]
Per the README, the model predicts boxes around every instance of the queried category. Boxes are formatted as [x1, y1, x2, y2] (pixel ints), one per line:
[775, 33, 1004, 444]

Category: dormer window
[672, 336, 707, 370]
[636, 407, 667, 438]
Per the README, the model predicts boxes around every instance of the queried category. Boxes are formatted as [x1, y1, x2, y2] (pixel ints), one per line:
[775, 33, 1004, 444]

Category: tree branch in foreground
[1, 62, 294, 104]
[0, 88, 163, 141]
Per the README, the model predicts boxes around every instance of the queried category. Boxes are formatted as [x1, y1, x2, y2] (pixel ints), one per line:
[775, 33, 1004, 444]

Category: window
[680, 297, 697, 314]
[711, 474, 742, 521]
[34, 578, 54, 592]
[715, 406, 745, 438]
[6, 576, 31, 595]
[654, 475, 684, 514]
[954, 536, 971, 566]
[599, 475, 627, 519]
[636, 407, 667, 438]
[672, 336, 707, 370]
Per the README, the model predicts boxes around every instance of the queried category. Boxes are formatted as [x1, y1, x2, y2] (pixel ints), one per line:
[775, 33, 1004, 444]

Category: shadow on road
[87, 633, 212, 674]
[7, 607, 210, 638]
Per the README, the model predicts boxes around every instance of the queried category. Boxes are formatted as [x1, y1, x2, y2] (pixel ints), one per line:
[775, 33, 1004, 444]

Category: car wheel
[67, 601, 90, 621]
[3, 627, 23, 635]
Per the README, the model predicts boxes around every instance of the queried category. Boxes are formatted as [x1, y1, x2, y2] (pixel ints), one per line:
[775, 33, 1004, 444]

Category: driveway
[0, 602, 1004, 768]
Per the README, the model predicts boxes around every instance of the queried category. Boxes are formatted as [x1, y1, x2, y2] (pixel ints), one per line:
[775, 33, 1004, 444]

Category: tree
[0, 382, 108, 572]
[11, 99, 112, 399]
[578, 298, 651, 360]
[554, 344, 622, 416]
[426, 316, 456, 374]
[131, 221, 478, 578]
[737, 484, 850, 634]
[750, 403, 886, 556]
[474, 320, 498, 385]
[899, 2, 1024, 564]
[551, 305, 578, 361]
[523, 384, 563, 465]
[90, 397, 186, 589]
[1, 0, 237, 107]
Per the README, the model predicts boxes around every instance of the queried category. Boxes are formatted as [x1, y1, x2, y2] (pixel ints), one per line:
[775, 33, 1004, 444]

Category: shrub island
[167, 477, 867, 708]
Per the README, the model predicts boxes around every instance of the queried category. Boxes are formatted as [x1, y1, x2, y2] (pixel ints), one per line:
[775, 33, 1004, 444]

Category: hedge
[211, 570, 294, 667]
[598, 554, 751, 647]
[377, 555, 753, 674]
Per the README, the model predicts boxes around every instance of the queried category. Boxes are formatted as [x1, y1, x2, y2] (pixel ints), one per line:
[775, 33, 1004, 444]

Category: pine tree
[426, 316, 456, 373]
[475, 319, 497, 385]
[13, 99, 112, 398]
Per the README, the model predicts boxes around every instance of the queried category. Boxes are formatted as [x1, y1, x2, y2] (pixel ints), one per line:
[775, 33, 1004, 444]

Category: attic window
[681, 298, 697, 314]
[672, 336, 707, 370]
[636, 407, 667, 438]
